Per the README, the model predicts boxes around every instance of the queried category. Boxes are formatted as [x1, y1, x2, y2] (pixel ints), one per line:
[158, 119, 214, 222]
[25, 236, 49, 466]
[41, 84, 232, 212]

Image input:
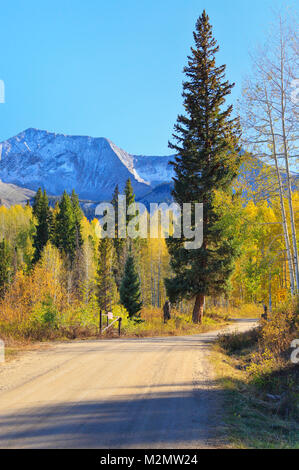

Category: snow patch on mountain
[133, 155, 175, 186]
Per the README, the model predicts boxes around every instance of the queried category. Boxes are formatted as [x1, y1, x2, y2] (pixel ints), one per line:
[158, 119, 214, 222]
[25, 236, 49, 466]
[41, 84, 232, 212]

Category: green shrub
[218, 327, 260, 354]
[31, 295, 59, 329]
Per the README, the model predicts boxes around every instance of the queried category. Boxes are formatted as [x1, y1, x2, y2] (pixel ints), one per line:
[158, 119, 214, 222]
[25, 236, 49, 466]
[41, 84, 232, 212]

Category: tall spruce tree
[0, 239, 11, 298]
[124, 178, 136, 227]
[124, 178, 143, 253]
[32, 187, 43, 218]
[111, 184, 126, 288]
[71, 189, 83, 250]
[33, 189, 52, 263]
[69, 190, 84, 296]
[111, 184, 120, 238]
[120, 251, 142, 319]
[54, 191, 77, 262]
[165, 11, 242, 323]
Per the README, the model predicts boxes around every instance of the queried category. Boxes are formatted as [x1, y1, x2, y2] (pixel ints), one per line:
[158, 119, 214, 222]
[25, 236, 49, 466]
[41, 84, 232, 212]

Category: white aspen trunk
[264, 84, 295, 295]
[279, 48, 299, 290]
[282, 149, 298, 291]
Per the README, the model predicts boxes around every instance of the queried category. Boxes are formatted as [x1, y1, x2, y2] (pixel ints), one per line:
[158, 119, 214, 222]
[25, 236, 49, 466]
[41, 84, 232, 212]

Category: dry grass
[104, 306, 228, 338]
[0, 305, 229, 369]
[206, 303, 261, 320]
[212, 301, 299, 448]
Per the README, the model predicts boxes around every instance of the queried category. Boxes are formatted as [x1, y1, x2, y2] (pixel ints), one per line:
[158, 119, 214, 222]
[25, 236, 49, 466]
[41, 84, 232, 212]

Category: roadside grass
[99, 306, 228, 338]
[206, 303, 261, 321]
[0, 306, 229, 364]
[0, 300, 260, 344]
[0, 336, 51, 364]
[0, 305, 227, 346]
[212, 324, 299, 449]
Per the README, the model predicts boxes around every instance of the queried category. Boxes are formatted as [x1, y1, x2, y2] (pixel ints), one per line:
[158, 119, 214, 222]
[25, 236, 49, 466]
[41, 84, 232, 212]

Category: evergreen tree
[165, 11, 242, 323]
[124, 178, 136, 227]
[33, 190, 52, 263]
[120, 251, 142, 319]
[124, 178, 135, 205]
[111, 184, 126, 288]
[0, 239, 11, 298]
[54, 191, 76, 261]
[96, 238, 116, 312]
[71, 189, 83, 250]
[111, 184, 120, 238]
[69, 190, 84, 297]
[124, 178, 143, 253]
[32, 187, 43, 218]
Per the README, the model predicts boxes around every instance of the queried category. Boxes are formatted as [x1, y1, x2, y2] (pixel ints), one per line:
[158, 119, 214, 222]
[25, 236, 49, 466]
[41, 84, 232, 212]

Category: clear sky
[0, 0, 296, 155]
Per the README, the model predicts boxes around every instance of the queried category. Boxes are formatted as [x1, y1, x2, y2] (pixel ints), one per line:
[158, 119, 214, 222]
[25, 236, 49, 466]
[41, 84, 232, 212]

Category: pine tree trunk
[192, 294, 204, 323]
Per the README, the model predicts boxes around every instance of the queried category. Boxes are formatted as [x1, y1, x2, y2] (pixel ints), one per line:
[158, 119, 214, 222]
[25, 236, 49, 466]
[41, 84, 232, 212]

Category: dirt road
[0, 319, 257, 449]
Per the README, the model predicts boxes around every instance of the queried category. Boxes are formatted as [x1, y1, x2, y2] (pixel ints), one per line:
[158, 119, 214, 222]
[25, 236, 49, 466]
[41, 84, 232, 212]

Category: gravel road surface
[0, 319, 257, 448]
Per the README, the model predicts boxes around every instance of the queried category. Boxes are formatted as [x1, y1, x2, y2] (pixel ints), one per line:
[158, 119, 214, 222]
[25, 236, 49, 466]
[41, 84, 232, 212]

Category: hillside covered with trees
[0, 11, 298, 344]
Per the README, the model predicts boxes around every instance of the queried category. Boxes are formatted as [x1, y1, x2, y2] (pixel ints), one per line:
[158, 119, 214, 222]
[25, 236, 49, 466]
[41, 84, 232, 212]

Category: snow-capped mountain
[2, 128, 296, 211]
[0, 128, 175, 201]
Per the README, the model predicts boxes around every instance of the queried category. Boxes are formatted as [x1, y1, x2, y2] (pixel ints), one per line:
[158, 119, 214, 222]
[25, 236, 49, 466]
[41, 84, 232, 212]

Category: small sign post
[98, 312, 121, 337]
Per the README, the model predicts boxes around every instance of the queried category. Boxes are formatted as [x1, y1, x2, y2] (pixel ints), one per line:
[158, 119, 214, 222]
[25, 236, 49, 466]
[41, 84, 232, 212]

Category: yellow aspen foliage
[0, 243, 66, 325]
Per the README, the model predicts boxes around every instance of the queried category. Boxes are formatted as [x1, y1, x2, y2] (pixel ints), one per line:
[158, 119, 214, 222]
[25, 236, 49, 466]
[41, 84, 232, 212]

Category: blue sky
[0, 0, 296, 155]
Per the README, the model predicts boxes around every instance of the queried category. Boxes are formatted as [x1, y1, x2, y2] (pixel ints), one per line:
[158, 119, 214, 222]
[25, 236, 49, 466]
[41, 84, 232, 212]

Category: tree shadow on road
[0, 386, 227, 449]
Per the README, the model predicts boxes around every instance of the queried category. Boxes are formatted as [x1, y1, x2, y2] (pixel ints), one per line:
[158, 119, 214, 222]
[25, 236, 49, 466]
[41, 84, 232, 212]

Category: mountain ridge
[0, 128, 175, 202]
[0, 128, 298, 213]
